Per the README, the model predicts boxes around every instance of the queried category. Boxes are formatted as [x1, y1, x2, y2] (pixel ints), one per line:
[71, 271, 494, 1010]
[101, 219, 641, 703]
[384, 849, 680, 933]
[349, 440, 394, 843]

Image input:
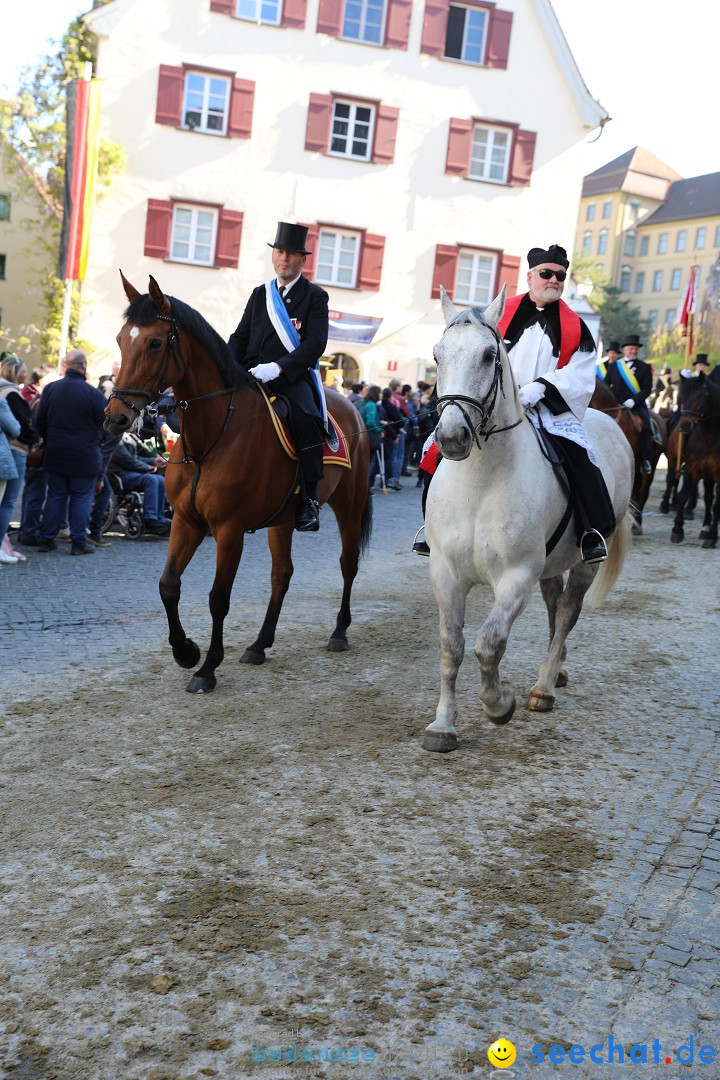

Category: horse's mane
[123, 294, 253, 389]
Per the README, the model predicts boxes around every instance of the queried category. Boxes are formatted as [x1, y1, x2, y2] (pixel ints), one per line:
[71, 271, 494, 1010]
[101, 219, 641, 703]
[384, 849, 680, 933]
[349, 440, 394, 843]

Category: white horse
[422, 287, 634, 753]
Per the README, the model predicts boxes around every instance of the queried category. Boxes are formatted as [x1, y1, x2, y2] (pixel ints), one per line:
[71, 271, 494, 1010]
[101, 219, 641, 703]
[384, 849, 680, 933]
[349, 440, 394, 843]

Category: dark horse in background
[666, 373, 720, 548]
[105, 274, 372, 693]
[590, 378, 667, 535]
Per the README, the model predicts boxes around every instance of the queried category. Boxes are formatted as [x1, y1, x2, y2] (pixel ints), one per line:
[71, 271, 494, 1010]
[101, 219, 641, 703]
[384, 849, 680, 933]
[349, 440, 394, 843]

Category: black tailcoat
[228, 276, 329, 419]
[605, 357, 652, 408]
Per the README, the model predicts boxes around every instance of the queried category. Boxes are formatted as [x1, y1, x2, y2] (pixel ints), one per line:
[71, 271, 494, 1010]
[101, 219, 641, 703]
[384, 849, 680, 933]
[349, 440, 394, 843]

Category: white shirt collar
[277, 273, 302, 298]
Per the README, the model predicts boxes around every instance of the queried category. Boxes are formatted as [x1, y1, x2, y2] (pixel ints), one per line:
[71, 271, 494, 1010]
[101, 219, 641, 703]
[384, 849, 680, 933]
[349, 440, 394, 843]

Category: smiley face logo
[487, 1039, 517, 1068]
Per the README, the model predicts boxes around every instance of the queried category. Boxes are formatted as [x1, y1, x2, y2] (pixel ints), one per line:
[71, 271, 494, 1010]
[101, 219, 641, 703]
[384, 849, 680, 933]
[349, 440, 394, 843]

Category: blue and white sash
[264, 280, 328, 427]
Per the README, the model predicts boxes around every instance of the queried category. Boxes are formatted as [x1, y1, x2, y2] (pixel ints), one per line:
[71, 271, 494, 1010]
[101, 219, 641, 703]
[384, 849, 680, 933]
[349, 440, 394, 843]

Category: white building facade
[82, 0, 605, 385]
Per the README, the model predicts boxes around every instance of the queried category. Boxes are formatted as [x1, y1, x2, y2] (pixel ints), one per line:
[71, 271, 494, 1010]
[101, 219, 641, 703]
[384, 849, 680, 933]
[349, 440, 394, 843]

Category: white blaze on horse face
[129, 326, 140, 341]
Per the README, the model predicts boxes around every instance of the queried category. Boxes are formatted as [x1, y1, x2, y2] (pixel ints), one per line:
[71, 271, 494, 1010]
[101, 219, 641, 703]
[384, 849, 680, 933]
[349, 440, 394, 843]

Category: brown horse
[590, 377, 666, 534]
[105, 274, 372, 693]
[667, 373, 720, 547]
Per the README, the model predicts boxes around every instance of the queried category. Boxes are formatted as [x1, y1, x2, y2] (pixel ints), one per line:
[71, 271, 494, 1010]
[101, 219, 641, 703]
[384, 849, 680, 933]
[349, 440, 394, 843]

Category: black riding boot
[412, 470, 433, 555]
[556, 437, 615, 563]
[638, 427, 653, 474]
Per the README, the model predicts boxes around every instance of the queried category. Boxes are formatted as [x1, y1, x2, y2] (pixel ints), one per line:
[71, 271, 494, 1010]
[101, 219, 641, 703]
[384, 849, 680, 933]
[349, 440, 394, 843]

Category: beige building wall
[630, 216, 720, 332]
[80, 0, 605, 386]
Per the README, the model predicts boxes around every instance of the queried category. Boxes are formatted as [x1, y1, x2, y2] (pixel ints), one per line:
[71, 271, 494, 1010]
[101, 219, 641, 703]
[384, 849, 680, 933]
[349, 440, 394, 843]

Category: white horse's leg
[423, 559, 468, 753]
[539, 576, 569, 688]
[529, 562, 596, 710]
[474, 574, 535, 725]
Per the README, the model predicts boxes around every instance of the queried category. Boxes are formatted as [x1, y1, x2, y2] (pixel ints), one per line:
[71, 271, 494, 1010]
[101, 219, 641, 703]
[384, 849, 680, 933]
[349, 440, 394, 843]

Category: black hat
[693, 353, 709, 365]
[622, 334, 643, 348]
[607, 341, 621, 353]
[527, 244, 569, 269]
[268, 221, 312, 255]
[661, 365, 672, 374]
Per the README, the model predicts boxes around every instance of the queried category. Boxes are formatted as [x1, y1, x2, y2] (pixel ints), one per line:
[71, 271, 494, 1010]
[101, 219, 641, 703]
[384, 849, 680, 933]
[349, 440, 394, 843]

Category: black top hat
[527, 244, 569, 269]
[607, 341, 621, 353]
[622, 335, 643, 348]
[693, 353, 709, 365]
[268, 221, 312, 255]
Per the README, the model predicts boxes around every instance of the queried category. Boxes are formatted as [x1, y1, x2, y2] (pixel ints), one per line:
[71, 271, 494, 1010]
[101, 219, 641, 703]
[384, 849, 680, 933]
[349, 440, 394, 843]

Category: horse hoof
[702, 539, 717, 549]
[421, 730, 458, 753]
[239, 648, 265, 665]
[659, 503, 669, 515]
[555, 670, 568, 688]
[699, 529, 711, 540]
[327, 636, 350, 653]
[527, 689, 554, 712]
[670, 531, 684, 545]
[631, 523, 642, 536]
[174, 639, 201, 669]
[185, 674, 216, 694]
[485, 697, 515, 726]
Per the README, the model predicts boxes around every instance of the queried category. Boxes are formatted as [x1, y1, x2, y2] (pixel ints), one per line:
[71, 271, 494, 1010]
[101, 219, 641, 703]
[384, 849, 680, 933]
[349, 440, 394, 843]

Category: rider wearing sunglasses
[495, 243, 614, 564]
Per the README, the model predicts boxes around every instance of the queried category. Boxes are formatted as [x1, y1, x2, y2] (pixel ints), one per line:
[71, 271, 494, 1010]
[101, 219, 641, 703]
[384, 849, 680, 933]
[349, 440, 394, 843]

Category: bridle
[435, 321, 523, 450]
[110, 311, 188, 421]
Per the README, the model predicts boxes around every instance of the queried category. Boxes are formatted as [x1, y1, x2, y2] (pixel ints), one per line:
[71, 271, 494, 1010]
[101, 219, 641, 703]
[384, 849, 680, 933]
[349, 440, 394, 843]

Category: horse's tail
[586, 509, 632, 608]
[359, 488, 373, 558]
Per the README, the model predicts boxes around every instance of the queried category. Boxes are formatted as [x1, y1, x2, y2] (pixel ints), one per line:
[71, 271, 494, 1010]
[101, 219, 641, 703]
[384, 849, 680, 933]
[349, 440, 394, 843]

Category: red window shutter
[301, 223, 320, 280]
[305, 93, 332, 152]
[215, 209, 244, 268]
[228, 78, 255, 138]
[357, 233, 385, 291]
[210, 0, 234, 12]
[155, 65, 183, 127]
[372, 106, 399, 164]
[420, 0, 449, 56]
[509, 129, 536, 186]
[486, 8, 513, 69]
[431, 244, 458, 299]
[144, 200, 173, 259]
[281, 0, 307, 27]
[385, 0, 412, 48]
[316, 0, 343, 36]
[497, 253, 521, 297]
[445, 118, 472, 176]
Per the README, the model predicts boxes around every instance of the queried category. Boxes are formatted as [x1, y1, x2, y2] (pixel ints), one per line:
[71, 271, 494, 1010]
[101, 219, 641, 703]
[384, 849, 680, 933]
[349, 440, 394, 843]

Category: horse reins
[435, 328, 523, 449]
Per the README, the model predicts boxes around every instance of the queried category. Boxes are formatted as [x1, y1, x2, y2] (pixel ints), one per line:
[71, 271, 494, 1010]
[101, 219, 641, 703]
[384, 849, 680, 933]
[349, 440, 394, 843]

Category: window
[639, 235, 649, 256]
[469, 124, 510, 183]
[658, 232, 668, 254]
[629, 198, 640, 219]
[665, 308, 676, 328]
[602, 199, 612, 219]
[597, 229, 607, 255]
[454, 249, 496, 305]
[316, 229, 361, 287]
[330, 100, 374, 160]
[652, 270, 663, 292]
[170, 205, 218, 265]
[634, 271, 645, 294]
[582, 231, 592, 255]
[236, 0, 282, 23]
[0, 194, 10, 221]
[715, 224, 720, 247]
[342, 0, 386, 44]
[696, 226, 706, 250]
[586, 203, 596, 221]
[670, 268, 682, 290]
[0, 254, 5, 278]
[620, 266, 631, 292]
[445, 4, 488, 64]
[675, 229, 687, 252]
[647, 310, 658, 330]
[183, 72, 230, 134]
[624, 229, 636, 257]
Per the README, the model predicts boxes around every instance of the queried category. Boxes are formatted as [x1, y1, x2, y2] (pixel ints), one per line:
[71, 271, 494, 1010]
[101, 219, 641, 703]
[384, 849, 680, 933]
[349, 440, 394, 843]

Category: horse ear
[440, 285, 458, 326]
[148, 275, 171, 315]
[483, 284, 506, 329]
[120, 270, 140, 303]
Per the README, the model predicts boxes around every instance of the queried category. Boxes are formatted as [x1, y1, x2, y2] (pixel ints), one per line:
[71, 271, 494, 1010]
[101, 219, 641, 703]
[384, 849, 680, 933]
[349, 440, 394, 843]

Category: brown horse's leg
[240, 522, 295, 665]
[159, 518, 206, 673]
[326, 486, 372, 652]
[185, 525, 246, 693]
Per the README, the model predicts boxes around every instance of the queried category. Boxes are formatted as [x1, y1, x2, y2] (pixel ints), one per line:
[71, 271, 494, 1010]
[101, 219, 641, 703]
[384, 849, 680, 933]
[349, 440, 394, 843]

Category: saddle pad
[650, 416, 663, 446]
[261, 389, 351, 470]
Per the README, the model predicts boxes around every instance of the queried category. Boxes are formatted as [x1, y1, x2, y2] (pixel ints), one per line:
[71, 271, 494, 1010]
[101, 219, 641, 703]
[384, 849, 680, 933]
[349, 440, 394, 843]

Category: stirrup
[325, 425, 339, 453]
[580, 528, 607, 564]
[412, 524, 430, 557]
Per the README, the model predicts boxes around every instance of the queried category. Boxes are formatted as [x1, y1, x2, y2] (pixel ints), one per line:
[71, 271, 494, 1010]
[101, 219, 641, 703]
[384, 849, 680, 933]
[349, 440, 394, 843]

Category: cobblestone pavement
[0, 472, 718, 1079]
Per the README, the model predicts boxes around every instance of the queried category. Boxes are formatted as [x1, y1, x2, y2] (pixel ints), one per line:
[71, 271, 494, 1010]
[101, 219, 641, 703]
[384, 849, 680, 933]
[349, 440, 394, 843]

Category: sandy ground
[1, 471, 718, 1079]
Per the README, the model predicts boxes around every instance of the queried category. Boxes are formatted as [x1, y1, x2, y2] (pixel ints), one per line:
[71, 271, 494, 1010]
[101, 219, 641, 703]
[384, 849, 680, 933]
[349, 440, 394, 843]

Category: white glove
[680, 368, 692, 378]
[518, 381, 545, 408]
[250, 362, 281, 383]
[622, 398, 635, 408]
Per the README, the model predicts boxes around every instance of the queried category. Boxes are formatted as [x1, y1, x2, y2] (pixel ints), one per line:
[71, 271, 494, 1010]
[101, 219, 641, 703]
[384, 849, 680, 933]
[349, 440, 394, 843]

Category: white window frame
[634, 271, 645, 294]
[445, 4, 489, 64]
[316, 228, 361, 288]
[602, 199, 612, 219]
[715, 225, 720, 247]
[468, 124, 511, 184]
[236, 0, 282, 24]
[170, 204, 218, 267]
[624, 229, 636, 257]
[597, 229, 608, 255]
[582, 231, 592, 255]
[675, 229, 687, 252]
[329, 99, 376, 161]
[0, 194, 10, 221]
[342, 0, 387, 45]
[620, 265, 631, 292]
[586, 203, 596, 221]
[652, 270, 663, 292]
[454, 249, 497, 306]
[670, 268, 682, 290]
[182, 72, 230, 136]
[639, 235, 649, 256]
[647, 309, 658, 330]
[665, 308, 676, 328]
[696, 226, 706, 250]
[657, 232, 668, 254]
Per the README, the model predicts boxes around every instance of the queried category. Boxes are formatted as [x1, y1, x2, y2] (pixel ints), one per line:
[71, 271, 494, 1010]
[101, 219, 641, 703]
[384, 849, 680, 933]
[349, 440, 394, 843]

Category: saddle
[261, 391, 351, 470]
[531, 424, 575, 556]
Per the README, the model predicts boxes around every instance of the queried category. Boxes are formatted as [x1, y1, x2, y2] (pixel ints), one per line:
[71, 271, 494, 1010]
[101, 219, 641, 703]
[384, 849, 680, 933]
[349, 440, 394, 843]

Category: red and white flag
[677, 266, 697, 337]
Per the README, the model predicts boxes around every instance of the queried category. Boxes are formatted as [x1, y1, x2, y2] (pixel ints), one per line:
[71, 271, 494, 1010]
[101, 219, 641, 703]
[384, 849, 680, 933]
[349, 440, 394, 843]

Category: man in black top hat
[605, 340, 621, 364]
[604, 333, 653, 474]
[228, 222, 330, 532]
[692, 353, 710, 374]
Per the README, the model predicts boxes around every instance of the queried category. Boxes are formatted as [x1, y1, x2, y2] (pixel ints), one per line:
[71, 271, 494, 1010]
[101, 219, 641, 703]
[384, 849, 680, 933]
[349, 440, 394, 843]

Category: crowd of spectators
[351, 377, 436, 492]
